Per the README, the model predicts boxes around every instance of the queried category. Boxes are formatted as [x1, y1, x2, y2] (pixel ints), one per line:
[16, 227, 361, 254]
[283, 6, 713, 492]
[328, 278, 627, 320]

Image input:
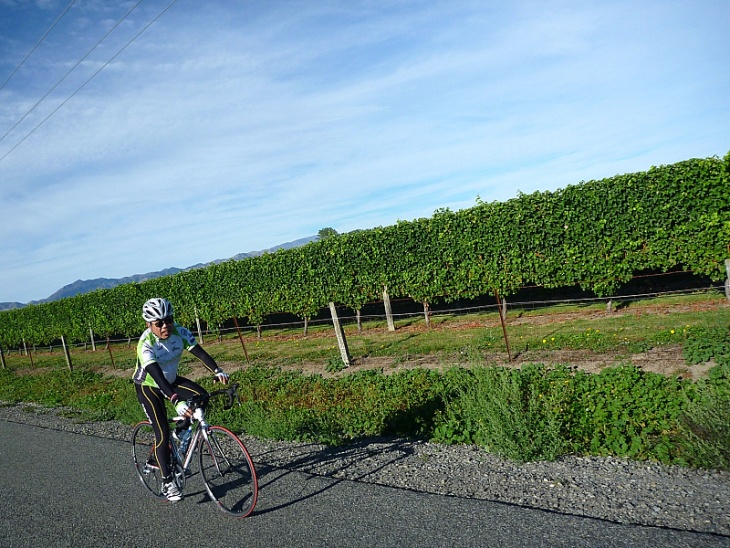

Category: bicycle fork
[174, 409, 234, 478]
[200, 426, 234, 477]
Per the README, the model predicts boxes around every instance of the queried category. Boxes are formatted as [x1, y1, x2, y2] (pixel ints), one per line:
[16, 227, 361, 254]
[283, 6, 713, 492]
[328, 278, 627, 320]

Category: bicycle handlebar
[187, 382, 239, 411]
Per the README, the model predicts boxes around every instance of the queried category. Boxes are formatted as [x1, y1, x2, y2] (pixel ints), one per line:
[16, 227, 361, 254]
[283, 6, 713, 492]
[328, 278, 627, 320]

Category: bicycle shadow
[245, 437, 418, 516]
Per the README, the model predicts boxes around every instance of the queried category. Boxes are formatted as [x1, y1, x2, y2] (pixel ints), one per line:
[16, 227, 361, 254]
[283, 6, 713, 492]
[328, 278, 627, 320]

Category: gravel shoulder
[1, 401, 728, 537]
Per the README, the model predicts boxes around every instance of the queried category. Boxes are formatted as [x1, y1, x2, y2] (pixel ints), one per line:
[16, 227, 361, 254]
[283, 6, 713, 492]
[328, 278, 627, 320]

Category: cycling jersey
[133, 323, 197, 387]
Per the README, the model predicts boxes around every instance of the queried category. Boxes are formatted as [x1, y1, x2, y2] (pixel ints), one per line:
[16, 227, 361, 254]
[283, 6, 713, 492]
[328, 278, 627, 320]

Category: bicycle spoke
[198, 426, 258, 517]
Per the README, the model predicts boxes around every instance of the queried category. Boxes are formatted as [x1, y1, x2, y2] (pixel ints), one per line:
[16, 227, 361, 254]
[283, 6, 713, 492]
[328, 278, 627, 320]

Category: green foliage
[2, 357, 729, 468]
[222, 366, 444, 444]
[433, 365, 572, 461]
[0, 369, 140, 424]
[2, 153, 728, 348]
[676, 364, 730, 469]
[568, 365, 689, 462]
[1, 292, 729, 469]
[317, 227, 339, 240]
[325, 355, 347, 373]
[682, 325, 730, 365]
[432, 364, 697, 464]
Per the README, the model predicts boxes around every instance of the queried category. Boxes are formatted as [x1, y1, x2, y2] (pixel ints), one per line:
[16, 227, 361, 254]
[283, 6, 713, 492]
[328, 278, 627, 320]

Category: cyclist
[133, 297, 229, 502]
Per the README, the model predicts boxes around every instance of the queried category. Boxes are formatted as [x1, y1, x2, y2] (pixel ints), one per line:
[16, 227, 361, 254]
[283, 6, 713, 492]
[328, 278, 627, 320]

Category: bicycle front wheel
[198, 426, 258, 517]
[131, 421, 165, 499]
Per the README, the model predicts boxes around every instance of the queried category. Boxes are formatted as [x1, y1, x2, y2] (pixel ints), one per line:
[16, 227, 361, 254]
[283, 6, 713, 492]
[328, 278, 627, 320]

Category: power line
[0, 0, 145, 147]
[0, 0, 181, 164]
[0, 0, 79, 93]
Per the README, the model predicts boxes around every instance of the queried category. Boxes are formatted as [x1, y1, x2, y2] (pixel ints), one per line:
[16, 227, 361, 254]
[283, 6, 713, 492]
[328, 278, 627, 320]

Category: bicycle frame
[170, 385, 237, 478]
[173, 382, 231, 461]
[172, 406, 210, 470]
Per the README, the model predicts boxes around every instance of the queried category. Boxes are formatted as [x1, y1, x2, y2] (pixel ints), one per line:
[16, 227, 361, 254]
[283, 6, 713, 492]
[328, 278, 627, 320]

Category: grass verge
[0, 293, 728, 469]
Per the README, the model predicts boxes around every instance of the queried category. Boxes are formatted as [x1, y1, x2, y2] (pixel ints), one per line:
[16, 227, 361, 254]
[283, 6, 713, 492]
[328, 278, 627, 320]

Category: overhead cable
[0, 0, 145, 146]
[0, 0, 180, 164]
[0, 0, 79, 93]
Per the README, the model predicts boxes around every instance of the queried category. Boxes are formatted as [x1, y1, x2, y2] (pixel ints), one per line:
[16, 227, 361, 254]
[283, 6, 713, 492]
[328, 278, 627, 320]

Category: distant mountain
[0, 235, 317, 311]
[41, 267, 187, 302]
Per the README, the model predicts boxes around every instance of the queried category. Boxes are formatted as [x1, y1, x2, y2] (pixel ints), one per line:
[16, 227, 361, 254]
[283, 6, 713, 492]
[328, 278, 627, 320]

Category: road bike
[131, 383, 258, 518]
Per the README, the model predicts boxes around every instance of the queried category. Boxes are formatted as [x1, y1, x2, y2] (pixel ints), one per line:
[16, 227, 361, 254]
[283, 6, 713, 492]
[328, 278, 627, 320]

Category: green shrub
[677, 364, 730, 470]
[569, 365, 689, 463]
[682, 325, 730, 365]
[433, 365, 573, 462]
[0, 356, 723, 468]
[219, 366, 444, 445]
[325, 355, 347, 373]
[432, 364, 692, 464]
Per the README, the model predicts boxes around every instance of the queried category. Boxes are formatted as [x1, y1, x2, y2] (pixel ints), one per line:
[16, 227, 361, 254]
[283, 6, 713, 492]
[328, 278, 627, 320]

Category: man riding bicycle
[133, 297, 230, 502]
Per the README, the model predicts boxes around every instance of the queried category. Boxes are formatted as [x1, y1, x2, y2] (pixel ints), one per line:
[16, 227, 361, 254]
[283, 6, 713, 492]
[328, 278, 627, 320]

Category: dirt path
[21, 298, 721, 382]
[187, 299, 726, 381]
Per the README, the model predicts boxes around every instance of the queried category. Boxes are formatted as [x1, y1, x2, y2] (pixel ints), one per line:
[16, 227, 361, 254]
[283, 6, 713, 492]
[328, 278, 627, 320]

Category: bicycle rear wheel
[131, 421, 164, 499]
[131, 421, 185, 499]
[198, 426, 258, 517]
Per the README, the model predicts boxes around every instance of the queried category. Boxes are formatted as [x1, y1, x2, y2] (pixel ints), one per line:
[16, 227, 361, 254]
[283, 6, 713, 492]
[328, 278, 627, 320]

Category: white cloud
[0, 0, 728, 302]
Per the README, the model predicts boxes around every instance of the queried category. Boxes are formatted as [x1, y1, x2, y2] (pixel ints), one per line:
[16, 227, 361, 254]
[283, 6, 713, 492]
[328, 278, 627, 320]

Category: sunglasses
[152, 316, 174, 328]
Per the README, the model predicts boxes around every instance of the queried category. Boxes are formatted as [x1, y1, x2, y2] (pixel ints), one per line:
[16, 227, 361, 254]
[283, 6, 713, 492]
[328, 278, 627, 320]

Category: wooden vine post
[194, 307, 204, 345]
[61, 335, 73, 372]
[232, 316, 251, 364]
[329, 302, 351, 367]
[494, 290, 512, 361]
[22, 339, 34, 368]
[383, 286, 395, 332]
[725, 259, 730, 302]
[0, 345, 6, 369]
[106, 336, 116, 369]
[423, 301, 431, 328]
[89, 328, 96, 351]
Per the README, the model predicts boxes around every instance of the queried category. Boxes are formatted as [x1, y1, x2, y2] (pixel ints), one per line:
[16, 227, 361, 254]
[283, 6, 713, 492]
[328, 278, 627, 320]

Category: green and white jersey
[133, 323, 197, 387]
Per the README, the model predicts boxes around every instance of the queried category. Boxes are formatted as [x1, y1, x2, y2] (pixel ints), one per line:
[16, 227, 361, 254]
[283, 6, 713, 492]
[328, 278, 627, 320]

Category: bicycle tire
[131, 421, 165, 499]
[131, 421, 185, 499]
[198, 426, 258, 517]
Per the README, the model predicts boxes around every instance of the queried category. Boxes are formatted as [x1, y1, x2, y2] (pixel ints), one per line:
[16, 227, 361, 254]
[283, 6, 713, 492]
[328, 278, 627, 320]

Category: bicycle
[131, 383, 258, 518]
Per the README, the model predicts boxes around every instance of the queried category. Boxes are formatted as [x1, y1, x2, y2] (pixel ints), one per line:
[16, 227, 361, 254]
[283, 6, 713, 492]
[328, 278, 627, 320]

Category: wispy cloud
[0, 0, 728, 302]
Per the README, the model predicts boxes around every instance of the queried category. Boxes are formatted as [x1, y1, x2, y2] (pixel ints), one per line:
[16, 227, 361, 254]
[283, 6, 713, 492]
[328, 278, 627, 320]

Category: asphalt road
[0, 421, 726, 548]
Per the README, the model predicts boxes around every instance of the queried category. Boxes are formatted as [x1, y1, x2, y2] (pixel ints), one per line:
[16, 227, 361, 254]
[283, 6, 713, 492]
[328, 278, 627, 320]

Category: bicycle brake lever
[223, 383, 239, 409]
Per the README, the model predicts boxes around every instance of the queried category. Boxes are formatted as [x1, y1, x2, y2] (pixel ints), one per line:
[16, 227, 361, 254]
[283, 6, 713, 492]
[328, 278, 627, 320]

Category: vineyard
[1, 152, 729, 353]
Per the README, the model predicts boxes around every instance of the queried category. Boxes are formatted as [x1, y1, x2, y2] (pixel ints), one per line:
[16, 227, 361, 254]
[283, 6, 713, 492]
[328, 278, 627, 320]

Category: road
[0, 421, 726, 548]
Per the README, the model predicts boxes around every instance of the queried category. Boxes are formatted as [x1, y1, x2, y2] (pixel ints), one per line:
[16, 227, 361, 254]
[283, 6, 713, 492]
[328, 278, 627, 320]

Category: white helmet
[142, 298, 174, 322]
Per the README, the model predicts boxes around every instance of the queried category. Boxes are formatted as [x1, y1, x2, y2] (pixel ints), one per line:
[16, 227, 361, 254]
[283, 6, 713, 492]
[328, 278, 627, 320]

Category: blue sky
[0, 0, 728, 304]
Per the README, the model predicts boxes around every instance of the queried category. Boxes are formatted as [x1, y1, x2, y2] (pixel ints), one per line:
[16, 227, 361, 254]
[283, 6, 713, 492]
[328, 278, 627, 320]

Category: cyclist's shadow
[244, 437, 417, 516]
